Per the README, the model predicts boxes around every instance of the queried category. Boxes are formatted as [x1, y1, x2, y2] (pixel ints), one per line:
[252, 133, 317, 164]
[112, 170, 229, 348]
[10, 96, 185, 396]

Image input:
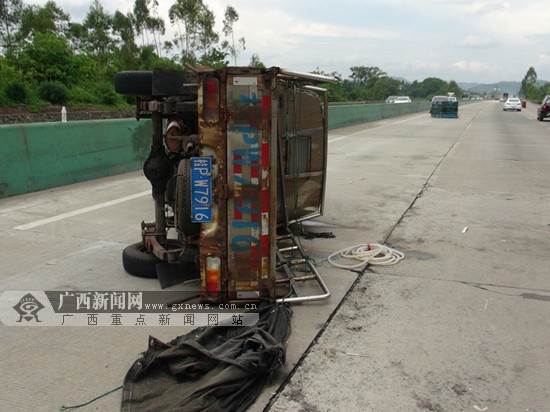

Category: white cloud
[459, 35, 496, 49]
[452, 60, 490, 72]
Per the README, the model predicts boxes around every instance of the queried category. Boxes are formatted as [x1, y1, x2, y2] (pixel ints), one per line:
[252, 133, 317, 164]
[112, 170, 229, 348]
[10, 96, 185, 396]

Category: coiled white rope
[327, 243, 404, 270]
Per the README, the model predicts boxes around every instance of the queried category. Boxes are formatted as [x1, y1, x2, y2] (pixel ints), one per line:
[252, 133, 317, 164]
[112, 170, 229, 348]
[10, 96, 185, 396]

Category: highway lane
[269, 100, 550, 411]
[1, 100, 548, 410]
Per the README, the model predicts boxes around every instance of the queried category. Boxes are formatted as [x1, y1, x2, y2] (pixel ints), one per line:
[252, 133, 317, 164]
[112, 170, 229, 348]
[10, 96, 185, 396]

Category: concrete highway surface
[1, 100, 548, 411]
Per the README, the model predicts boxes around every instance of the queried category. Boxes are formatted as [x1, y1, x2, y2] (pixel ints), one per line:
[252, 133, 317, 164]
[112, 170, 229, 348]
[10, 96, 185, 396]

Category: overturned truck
[115, 66, 336, 305]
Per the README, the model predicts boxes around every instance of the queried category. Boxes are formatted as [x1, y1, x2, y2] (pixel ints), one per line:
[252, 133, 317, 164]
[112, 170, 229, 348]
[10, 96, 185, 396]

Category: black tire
[122, 240, 182, 278]
[113, 71, 153, 96]
[176, 159, 200, 237]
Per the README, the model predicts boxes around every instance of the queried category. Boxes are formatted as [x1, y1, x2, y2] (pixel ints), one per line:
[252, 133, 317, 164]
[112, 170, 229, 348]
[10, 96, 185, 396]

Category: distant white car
[394, 96, 412, 104]
[503, 98, 522, 111]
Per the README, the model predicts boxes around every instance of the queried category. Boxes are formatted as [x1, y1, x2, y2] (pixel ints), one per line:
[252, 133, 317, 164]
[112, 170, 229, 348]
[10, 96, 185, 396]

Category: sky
[30, 0, 550, 84]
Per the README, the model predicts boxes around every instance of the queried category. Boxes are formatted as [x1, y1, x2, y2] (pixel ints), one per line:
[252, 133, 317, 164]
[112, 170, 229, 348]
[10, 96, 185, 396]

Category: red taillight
[203, 77, 219, 123]
[205, 255, 221, 293]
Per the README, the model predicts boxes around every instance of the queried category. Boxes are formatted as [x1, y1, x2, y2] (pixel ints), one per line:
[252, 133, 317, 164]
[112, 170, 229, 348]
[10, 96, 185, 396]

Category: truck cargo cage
[274, 228, 330, 303]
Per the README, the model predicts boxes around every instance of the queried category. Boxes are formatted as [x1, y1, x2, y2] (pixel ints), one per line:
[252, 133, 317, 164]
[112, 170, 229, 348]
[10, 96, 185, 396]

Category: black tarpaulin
[121, 304, 292, 412]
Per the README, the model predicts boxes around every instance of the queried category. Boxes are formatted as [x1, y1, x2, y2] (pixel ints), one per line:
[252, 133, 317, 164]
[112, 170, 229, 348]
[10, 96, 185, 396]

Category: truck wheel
[113, 71, 153, 96]
[176, 159, 200, 238]
[122, 242, 159, 278]
[122, 240, 182, 278]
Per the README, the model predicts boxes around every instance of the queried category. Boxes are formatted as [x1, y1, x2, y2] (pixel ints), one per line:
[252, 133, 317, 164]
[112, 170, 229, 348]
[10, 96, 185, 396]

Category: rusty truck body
[115, 66, 335, 305]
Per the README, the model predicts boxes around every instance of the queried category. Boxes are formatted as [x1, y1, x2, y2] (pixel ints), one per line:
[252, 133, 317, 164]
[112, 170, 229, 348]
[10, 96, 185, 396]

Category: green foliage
[136, 45, 181, 70]
[0, 55, 19, 84]
[16, 32, 73, 83]
[39, 80, 69, 104]
[223, 5, 244, 65]
[169, 0, 220, 66]
[0, 90, 9, 106]
[4, 79, 28, 102]
[82, 0, 114, 59]
[249, 53, 265, 68]
[0, 0, 249, 111]
[350, 66, 387, 88]
[95, 81, 124, 106]
[367, 77, 402, 101]
[520, 67, 544, 101]
[408, 77, 448, 98]
[0, 0, 24, 50]
[19, 1, 71, 39]
[68, 86, 100, 105]
[199, 46, 228, 68]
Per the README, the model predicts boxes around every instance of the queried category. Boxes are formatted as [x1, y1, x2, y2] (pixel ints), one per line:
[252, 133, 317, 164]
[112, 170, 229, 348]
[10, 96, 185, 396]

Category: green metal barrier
[0, 119, 151, 198]
[327, 101, 431, 129]
[0, 102, 436, 199]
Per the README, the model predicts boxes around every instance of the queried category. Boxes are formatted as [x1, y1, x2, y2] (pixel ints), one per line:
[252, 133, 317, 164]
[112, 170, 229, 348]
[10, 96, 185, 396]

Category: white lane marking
[13, 190, 150, 230]
[328, 113, 426, 143]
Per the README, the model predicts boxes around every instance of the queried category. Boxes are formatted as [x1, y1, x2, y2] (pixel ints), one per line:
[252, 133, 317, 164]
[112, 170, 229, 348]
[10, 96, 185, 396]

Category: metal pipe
[275, 275, 317, 284]
[151, 111, 166, 239]
[278, 69, 338, 84]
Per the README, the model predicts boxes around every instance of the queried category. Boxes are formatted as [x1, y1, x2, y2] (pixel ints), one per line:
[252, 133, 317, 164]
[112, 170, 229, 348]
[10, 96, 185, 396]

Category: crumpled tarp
[121, 304, 292, 412]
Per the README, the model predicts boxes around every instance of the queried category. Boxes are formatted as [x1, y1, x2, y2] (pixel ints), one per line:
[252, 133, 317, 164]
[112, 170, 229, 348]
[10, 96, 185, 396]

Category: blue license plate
[190, 157, 213, 223]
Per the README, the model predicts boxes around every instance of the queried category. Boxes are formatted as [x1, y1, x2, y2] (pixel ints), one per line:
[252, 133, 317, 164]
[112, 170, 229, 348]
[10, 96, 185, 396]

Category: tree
[520, 66, 538, 100]
[0, 0, 23, 51]
[222, 5, 244, 66]
[349, 66, 386, 87]
[19, 1, 71, 39]
[249, 53, 265, 68]
[112, 10, 138, 70]
[82, 0, 114, 60]
[15, 32, 73, 83]
[133, 0, 165, 56]
[368, 76, 402, 101]
[407, 77, 447, 98]
[310, 67, 345, 101]
[447, 80, 462, 97]
[169, 0, 203, 65]
[168, 0, 225, 67]
[524, 66, 537, 84]
[196, 4, 220, 65]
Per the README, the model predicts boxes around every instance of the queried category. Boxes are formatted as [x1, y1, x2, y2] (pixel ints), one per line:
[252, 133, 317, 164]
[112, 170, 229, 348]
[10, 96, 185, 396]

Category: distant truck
[501, 92, 509, 102]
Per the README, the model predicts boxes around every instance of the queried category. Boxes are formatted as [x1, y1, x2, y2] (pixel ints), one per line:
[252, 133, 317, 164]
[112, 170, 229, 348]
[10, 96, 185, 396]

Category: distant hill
[458, 81, 521, 94]
[458, 80, 549, 95]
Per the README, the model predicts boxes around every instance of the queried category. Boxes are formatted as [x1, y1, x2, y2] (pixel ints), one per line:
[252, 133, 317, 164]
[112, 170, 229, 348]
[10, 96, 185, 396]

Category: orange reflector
[205, 256, 221, 293]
